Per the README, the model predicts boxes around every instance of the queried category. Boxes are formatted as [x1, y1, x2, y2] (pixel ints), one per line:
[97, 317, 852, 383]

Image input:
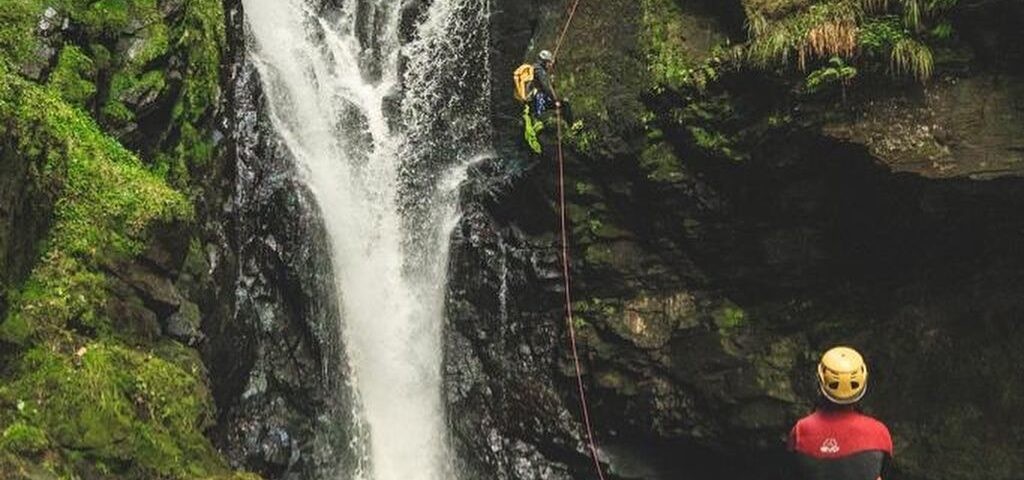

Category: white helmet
[539, 50, 553, 62]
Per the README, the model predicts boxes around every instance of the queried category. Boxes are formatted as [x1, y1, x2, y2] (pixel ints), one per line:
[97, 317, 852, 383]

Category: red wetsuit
[789, 408, 893, 480]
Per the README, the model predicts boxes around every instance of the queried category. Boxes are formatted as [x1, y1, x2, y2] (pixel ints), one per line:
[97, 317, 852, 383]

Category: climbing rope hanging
[552, 0, 583, 64]
[549, 0, 608, 478]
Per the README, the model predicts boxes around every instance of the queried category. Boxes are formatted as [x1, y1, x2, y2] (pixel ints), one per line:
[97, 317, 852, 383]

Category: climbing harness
[551, 0, 608, 479]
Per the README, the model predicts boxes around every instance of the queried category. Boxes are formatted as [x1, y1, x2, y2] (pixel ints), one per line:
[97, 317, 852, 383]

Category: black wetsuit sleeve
[534, 65, 556, 99]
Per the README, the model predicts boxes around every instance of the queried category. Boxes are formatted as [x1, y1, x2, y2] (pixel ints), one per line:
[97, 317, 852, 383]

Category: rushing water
[242, 0, 491, 478]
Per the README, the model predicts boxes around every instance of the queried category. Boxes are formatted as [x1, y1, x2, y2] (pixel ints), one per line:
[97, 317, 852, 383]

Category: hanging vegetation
[745, 0, 958, 84]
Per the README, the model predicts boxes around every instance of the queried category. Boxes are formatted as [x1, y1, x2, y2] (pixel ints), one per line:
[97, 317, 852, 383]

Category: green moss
[0, 66, 190, 342]
[0, 313, 33, 345]
[72, 0, 162, 38]
[0, 2, 244, 477]
[204, 475, 264, 480]
[640, 140, 686, 183]
[127, 22, 170, 69]
[99, 18, 171, 129]
[714, 302, 748, 333]
[657, 94, 749, 162]
[164, 0, 225, 186]
[574, 298, 623, 320]
[104, 69, 168, 125]
[2, 0, 226, 189]
[551, 0, 648, 156]
[596, 370, 639, 395]
[0, 0, 45, 70]
[47, 47, 98, 108]
[102, 96, 136, 124]
[89, 43, 114, 70]
[584, 244, 616, 266]
[575, 181, 598, 196]
[0, 422, 49, 454]
[0, 343, 224, 477]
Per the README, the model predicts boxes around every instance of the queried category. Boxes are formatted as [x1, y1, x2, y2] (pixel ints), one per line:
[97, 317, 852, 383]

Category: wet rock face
[954, 0, 1024, 72]
[446, 162, 590, 479]
[447, 0, 1024, 479]
[196, 2, 360, 478]
[823, 75, 1024, 179]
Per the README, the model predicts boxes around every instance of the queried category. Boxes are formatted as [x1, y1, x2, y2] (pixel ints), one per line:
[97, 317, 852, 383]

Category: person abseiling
[789, 346, 893, 480]
[513, 50, 574, 154]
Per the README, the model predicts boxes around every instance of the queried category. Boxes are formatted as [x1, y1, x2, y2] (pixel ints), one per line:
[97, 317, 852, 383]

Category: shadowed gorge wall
[445, 0, 1024, 479]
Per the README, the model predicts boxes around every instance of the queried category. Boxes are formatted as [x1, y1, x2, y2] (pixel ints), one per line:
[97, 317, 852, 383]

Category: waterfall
[242, 0, 492, 478]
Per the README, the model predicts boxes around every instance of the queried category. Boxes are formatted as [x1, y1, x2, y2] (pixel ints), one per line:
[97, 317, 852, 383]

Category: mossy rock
[0, 0, 47, 73]
[1, 0, 225, 187]
[0, 66, 191, 344]
[640, 139, 687, 183]
[0, 47, 239, 480]
[550, 0, 649, 156]
[0, 343, 226, 478]
[47, 46, 97, 108]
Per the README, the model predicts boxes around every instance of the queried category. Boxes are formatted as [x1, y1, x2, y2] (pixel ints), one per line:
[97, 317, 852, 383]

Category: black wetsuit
[530, 62, 573, 124]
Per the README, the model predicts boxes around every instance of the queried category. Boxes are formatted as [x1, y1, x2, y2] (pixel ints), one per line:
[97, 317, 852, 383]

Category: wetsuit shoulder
[792, 410, 892, 457]
[790, 410, 892, 480]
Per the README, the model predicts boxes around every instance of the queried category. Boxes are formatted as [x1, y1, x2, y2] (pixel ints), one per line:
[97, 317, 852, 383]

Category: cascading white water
[243, 0, 491, 478]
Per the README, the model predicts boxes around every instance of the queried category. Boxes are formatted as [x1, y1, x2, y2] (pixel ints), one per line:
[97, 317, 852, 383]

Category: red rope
[555, 108, 607, 480]
[550, 1, 607, 477]
[552, 0, 583, 64]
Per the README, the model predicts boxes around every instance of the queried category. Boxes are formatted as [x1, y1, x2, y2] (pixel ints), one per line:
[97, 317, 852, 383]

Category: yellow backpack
[513, 64, 535, 102]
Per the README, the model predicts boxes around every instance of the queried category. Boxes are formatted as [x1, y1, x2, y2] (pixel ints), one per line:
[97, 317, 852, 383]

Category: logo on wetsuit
[820, 438, 840, 454]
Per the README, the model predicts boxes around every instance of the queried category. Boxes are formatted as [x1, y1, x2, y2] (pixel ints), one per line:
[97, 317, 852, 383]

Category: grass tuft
[891, 36, 933, 81]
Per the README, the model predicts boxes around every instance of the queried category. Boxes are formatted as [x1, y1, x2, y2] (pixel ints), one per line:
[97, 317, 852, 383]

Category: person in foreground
[789, 346, 893, 480]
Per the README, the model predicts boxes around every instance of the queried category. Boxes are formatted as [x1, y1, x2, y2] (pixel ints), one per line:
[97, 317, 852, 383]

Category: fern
[806, 56, 858, 92]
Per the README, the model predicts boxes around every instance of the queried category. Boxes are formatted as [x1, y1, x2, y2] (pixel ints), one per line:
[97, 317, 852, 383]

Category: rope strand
[550, 0, 608, 478]
[552, 0, 583, 64]
[555, 108, 607, 480]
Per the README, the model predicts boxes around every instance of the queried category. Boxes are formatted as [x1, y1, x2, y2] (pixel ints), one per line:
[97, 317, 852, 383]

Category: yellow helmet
[817, 346, 868, 405]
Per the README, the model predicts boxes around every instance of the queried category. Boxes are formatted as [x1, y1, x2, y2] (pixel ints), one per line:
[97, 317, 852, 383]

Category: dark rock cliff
[446, 0, 1024, 479]
[196, 1, 362, 478]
